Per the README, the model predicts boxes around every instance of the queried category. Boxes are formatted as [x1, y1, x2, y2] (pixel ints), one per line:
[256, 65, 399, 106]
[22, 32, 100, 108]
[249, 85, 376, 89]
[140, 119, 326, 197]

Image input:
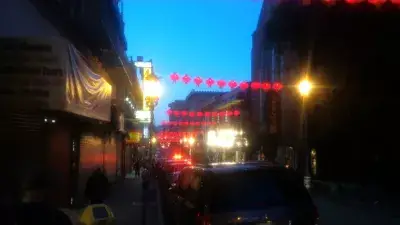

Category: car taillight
[196, 212, 211, 225]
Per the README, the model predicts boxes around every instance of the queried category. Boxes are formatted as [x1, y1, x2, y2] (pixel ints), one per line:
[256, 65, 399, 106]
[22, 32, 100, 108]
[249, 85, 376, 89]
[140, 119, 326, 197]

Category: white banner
[0, 37, 112, 121]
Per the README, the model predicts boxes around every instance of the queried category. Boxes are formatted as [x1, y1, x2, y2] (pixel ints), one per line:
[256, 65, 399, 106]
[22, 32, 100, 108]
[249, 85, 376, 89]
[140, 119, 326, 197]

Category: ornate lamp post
[144, 76, 162, 159]
[297, 78, 313, 188]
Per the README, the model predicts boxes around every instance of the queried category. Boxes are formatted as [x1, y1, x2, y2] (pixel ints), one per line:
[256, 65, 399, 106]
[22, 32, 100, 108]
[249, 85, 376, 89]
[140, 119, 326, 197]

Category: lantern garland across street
[161, 121, 218, 126]
[169, 72, 283, 91]
[166, 110, 240, 117]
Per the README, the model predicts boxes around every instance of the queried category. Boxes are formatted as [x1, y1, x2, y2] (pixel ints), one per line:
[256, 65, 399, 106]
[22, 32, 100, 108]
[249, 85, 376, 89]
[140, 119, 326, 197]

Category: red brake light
[173, 154, 182, 160]
[196, 213, 211, 225]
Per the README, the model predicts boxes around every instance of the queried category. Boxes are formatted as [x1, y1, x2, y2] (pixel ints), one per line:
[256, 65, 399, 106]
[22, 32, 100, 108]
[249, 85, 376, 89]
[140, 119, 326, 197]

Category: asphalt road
[313, 195, 400, 225]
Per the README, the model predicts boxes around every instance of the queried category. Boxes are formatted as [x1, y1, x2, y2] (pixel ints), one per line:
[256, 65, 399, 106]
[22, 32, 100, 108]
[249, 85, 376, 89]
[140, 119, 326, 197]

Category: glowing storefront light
[207, 129, 236, 148]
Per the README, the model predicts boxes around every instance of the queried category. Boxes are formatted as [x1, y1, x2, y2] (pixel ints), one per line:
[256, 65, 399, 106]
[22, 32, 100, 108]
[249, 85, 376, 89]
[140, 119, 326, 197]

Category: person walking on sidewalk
[85, 167, 110, 204]
[134, 159, 141, 178]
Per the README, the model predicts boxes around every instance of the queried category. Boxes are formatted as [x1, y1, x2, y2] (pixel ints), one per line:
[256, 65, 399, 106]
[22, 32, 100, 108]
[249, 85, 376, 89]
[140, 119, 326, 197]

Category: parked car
[167, 162, 319, 225]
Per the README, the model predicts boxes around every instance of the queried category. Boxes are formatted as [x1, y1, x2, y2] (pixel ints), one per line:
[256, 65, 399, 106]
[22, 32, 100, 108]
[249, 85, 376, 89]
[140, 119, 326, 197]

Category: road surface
[313, 195, 400, 225]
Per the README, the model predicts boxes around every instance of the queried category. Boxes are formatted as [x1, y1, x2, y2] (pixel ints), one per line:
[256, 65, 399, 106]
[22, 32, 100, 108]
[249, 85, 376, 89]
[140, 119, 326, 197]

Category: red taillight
[173, 154, 182, 160]
[196, 212, 211, 225]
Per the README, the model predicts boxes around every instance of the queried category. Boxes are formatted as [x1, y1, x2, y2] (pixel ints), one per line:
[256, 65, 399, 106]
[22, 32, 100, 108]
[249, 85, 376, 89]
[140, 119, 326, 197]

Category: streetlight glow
[144, 79, 162, 97]
[188, 137, 195, 145]
[298, 79, 312, 96]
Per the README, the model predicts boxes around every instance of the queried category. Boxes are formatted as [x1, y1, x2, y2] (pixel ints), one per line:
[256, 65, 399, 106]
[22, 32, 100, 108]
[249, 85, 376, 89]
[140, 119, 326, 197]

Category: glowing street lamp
[143, 79, 162, 98]
[297, 78, 313, 188]
[188, 137, 195, 146]
[143, 75, 162, 160]
[298, 79, 312, 97]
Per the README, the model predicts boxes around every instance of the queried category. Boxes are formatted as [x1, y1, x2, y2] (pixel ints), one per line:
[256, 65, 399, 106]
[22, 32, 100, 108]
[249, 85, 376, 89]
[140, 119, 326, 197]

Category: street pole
[149, 104, 155, 161]
[301, 97, 311, 188]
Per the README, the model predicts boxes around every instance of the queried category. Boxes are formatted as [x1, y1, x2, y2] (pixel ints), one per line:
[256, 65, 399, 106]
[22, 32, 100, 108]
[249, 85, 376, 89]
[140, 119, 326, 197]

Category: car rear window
[209, 169, 312, 213]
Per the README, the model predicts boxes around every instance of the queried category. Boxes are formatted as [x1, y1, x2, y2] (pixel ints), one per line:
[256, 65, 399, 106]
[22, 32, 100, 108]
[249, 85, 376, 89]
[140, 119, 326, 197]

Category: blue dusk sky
[123, 0, 262, 124]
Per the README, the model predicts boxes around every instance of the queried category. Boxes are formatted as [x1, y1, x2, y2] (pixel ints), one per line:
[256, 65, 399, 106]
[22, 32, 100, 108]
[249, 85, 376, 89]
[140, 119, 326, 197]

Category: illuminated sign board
[135, 110, 151, 123]
[134, 61, 152, 68]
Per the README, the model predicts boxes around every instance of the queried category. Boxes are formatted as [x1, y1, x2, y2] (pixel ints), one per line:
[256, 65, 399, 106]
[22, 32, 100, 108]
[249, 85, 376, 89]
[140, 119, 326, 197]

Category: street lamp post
[144, 77, 162, 160]
[297, 79, 312, 188]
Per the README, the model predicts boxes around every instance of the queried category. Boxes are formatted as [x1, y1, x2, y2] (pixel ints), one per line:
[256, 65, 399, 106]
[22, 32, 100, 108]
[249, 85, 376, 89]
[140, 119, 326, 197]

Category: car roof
[164, 160, 190, 164]
[192, 161, 288, 174]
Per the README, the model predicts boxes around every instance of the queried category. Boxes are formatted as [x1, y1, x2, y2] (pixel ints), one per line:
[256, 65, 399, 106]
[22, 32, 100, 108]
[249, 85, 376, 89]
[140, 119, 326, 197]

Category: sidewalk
[106, 173, 164, 225]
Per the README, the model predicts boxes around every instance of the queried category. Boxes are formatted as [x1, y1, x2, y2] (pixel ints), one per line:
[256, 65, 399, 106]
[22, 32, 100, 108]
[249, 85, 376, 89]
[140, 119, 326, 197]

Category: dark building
[0, 0, 141, 207]
[254, 0, 400, 186]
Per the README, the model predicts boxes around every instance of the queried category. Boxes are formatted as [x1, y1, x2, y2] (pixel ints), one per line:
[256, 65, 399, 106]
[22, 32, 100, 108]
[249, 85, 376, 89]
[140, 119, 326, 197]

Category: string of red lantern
[161, 121, 218, 126]
[166, 110, 240, 117]
[156, 131, 202, 142]
[322, 0, 400, 5]
[156, 131, 200, 137]
[169, 73, 283, 91]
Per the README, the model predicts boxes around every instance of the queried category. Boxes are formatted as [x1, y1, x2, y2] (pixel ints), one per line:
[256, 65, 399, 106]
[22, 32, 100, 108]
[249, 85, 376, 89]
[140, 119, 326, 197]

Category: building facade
[251, 0, 314, 165]
[0, 0, 141, 207]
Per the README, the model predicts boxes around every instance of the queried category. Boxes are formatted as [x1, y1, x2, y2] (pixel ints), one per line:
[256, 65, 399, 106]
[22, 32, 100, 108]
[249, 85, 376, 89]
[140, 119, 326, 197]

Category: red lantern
[190, 121, 195, 126]
[272, 82, 283, 91]
[211, 112, 218, 117]
[196, 112, 203, 117]
[189, 111, 195, 117]
[322, 0, 335, 5]
[206, 78, 215, 87]
[228, 80, 238, 89]
[173, 111, 180, 116]
[233, 110, 240, 116]
[181, 111, 188, 116]
[219, 111, 226, 116]
[262, 82, 271, 91]
[184, 121, 189, 126]
[250, 82, 261, 90]
[368, 0, 385, 4]
[167, 109, 172, 115]
[195, 122, 201, 126]
[204, 112, 211, 117]
[170, 73, 179, 83]
[182, 74, 191, 84]
[391, 0, 400, 4]
[194, 76, 203, 86]
[217, 80, 226, 88]
[227, 111, 233, 116]
[239, 82, 249, 90]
